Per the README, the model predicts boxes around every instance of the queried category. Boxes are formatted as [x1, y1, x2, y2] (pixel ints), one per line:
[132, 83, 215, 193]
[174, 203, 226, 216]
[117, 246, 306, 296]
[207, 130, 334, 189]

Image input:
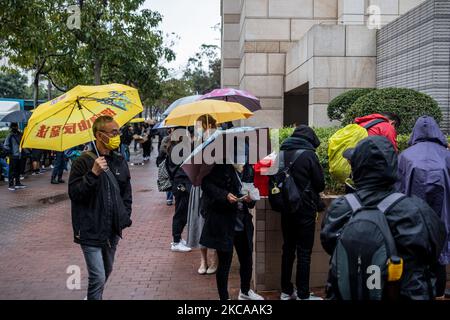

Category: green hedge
[343, 88, 443, 135]
[327, 88, 375, 122]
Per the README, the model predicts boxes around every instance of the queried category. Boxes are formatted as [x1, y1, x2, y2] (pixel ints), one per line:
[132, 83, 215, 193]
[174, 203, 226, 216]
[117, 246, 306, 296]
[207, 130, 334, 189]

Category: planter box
[252, 196, 338, 292]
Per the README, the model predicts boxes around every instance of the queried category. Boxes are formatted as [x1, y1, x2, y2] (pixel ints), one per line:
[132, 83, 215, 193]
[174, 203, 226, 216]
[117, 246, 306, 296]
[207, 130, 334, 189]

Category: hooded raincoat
[321, 136, 446, 299]
[397, 116, 450, 264]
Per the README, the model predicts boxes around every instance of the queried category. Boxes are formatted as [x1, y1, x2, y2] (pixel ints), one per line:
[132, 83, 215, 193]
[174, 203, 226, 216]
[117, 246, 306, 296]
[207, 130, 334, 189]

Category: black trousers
[142, 141, 152, 158]
[216, 231, 253, 300]
[281, 209, 316, 299]
[8, 157, 21, 187]
[172, 190, 189, 243]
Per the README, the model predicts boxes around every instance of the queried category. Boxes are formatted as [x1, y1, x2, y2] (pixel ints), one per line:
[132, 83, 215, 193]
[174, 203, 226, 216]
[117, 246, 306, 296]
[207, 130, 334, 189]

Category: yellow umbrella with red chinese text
[21, 84, 143, 152]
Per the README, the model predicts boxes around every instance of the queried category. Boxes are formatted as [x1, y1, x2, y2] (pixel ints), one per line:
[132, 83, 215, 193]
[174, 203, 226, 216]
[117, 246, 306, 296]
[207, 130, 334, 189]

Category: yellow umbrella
[129, 117, 145, 123]
[164, 100, 253, 126]
[21, 83, 143, 151]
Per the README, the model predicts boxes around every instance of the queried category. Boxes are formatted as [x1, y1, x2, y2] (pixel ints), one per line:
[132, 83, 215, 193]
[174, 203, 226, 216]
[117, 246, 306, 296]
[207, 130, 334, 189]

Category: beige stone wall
[253, 197, 336, 292]
[285, 24, 376, 127]
[221, 0, 427, 128]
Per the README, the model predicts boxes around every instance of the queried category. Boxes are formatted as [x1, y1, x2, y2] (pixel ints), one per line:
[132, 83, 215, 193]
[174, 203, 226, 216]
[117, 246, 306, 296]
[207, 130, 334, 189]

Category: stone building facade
[221, 0, 430, 128]
[377, 0, 450, 130]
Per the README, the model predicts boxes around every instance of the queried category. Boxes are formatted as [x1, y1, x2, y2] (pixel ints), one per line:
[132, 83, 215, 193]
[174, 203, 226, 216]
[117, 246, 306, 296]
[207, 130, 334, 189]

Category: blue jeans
[52, 152, 66, 180]
[0, 158, 9, 178]
[81, 236, 119, 300]
[166, 191, 173, 202]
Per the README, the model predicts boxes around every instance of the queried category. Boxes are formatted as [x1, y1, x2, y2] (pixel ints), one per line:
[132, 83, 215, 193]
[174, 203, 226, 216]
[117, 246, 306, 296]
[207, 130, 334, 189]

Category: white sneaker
[171, 242, 192, 252]
[280, 292, 297, 300]
[297, 293, 323, 300]
[238, 289, 264, 300]
[181, 239, 187, 246]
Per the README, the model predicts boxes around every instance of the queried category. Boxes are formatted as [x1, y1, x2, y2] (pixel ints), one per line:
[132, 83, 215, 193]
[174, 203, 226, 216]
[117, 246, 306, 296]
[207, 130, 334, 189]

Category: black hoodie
[321, 136, 446, 300]
[280, 125, 325, 209]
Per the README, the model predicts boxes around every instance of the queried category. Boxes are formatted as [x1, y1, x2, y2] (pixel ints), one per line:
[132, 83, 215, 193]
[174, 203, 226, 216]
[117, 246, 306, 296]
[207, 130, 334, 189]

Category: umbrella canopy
[0, 110, 32, 123]
[130, 117, 145, 123]
[162, 95, 202, 118]
[21, 83, 143, 151]
[164, 100, 253, 127]
[181, 127, 271, 186]
[200, 88, 261, 112]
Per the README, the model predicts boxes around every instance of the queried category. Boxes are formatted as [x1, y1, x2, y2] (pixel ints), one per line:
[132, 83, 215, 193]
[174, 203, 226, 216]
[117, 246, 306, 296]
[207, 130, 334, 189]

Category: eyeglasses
[99, 130, 121, 137]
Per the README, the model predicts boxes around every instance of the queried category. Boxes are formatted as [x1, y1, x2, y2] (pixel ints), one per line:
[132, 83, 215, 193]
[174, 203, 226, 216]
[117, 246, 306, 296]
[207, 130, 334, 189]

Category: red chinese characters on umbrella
[34, 108, 117, 139]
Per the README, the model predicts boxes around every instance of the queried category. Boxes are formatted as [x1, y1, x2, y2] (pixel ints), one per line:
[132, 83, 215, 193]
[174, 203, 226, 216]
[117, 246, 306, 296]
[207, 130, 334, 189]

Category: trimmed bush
[343, 88, 442, 135]
[327, 88, 375, 122]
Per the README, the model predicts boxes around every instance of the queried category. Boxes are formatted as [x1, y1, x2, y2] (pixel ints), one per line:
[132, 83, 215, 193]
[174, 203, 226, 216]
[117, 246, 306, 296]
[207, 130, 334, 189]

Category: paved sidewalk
[0, 147, 247, 300]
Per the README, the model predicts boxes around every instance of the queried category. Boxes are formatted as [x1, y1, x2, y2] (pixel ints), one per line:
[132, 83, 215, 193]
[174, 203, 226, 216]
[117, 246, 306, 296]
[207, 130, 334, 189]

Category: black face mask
[11, 128, 18, 133]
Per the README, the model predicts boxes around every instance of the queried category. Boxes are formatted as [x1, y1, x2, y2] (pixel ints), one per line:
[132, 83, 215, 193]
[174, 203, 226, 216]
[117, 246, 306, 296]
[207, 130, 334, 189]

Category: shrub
[343, 88, 442, 135]
[327, 88, 375, 122]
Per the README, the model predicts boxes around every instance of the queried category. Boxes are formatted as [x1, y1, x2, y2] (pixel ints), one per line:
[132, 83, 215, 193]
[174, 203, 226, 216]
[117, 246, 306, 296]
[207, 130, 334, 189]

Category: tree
[1, 0, 174, 108]
[0, 70, 28, 98]
[153, 78, 194, 118]
[0, 0, 75, 106]
[183, 44, 221, 95]
[67, 0, 174, 96]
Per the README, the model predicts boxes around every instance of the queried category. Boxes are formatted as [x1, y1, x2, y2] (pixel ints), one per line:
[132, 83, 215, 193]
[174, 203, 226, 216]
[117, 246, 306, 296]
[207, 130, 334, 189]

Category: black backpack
[268, 150, 305, 214]
[330, 192, 405, 300]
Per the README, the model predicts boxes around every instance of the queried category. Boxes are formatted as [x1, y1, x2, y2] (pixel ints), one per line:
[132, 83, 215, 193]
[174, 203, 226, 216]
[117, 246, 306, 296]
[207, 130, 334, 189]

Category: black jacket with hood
[321, 136, 446, 300]
[69, 151, 132, 247]
[280, 125, 325, 211]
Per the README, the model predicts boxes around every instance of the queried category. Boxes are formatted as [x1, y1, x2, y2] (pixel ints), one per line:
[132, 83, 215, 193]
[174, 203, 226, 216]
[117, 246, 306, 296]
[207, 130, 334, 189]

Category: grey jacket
[3, 131, 22, 159]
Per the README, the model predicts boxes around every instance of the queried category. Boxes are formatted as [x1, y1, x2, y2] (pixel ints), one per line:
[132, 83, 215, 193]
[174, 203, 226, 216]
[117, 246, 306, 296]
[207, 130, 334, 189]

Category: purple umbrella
[200, 88, 261, 112]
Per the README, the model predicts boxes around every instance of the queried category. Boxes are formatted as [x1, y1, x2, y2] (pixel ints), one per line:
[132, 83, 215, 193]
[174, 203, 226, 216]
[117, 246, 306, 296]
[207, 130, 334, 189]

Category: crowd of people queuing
[153, 112, 449, 301]
[4, 110, 449, 302]
[0, 121, 154, 191]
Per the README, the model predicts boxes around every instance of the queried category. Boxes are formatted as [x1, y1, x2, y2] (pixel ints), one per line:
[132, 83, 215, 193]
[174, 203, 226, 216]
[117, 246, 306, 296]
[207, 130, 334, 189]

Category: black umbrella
[0, 110, 32, 123]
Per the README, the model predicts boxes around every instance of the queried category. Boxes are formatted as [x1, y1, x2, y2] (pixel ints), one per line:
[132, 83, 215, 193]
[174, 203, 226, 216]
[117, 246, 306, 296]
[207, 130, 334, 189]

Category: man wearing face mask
[69, 116, 132, 300]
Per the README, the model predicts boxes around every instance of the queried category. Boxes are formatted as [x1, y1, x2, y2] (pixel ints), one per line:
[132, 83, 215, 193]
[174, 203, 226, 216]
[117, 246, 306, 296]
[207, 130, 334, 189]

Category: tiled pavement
[0, 146, 249, 300]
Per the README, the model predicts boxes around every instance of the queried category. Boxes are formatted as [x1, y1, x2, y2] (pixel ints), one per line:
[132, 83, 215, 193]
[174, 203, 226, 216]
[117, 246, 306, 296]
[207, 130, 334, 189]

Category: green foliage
[153, 78, 195, 117]
[327, 88, 375, 122]
[343, 88, 443, 135]
[0, 71, 28, 98]
[0, 0, 174, 107]
[183, 44, 221, 95]
[0, 130, 8, 141]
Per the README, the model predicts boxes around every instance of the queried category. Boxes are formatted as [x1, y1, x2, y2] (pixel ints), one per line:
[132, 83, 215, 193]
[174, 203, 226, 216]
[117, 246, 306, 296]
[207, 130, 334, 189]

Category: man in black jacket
[321, 136, 446, 300]
[279, 125, 325, 300]
[69, 116, 132, 300]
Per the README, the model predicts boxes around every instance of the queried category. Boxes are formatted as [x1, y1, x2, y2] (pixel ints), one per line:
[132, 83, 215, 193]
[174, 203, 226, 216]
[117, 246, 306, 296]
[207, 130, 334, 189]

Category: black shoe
[58, 179, 65, 183]
[15, 183, 27, 189]
[51, 179, 59, 184]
